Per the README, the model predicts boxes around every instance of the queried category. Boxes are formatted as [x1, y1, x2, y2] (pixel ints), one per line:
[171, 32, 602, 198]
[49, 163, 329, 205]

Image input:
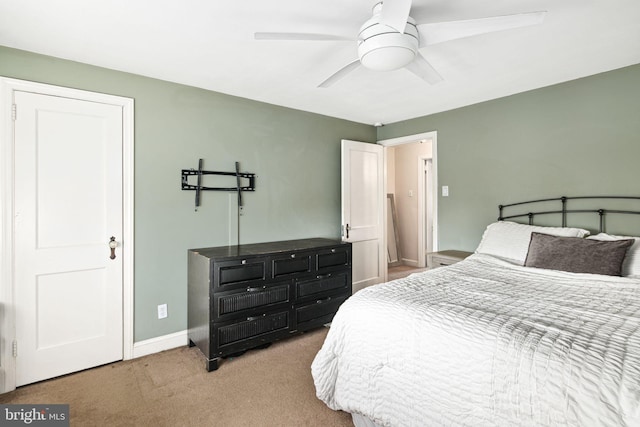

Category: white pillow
[587, 233, 640, 278]
[475, 221, 591, 265]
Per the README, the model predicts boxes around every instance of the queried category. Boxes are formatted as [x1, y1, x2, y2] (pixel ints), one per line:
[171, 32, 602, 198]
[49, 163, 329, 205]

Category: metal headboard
[498, 196, 640, 233]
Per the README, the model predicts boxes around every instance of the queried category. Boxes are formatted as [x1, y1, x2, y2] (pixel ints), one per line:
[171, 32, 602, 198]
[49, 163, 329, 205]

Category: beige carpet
[0, 328, 352, 427]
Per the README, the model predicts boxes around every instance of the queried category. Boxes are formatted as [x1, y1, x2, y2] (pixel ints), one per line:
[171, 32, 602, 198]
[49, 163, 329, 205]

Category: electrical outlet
[442, 186, 449, 197]
[157, 304, 168, 319]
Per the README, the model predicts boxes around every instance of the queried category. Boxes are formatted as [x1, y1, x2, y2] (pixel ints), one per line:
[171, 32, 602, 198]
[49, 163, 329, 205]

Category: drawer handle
[316, 296, 332, 304]
[247, 314, 266, 321]
[246, 286, 266, 292]
[316, 273, 332, 279]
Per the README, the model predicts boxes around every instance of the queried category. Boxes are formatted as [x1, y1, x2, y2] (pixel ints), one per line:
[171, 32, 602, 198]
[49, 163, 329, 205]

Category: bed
[311, 196, 640, 427]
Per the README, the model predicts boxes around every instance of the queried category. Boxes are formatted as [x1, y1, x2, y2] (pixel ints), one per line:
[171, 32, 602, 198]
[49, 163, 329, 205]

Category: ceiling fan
[255, 0, 546, 88]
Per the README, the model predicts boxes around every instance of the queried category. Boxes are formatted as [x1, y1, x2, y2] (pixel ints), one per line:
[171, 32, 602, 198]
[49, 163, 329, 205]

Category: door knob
[109, 237, 118, 260]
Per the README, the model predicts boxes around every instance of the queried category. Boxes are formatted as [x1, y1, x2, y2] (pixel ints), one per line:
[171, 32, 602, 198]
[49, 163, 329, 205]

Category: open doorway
[379, 132, 438, 275]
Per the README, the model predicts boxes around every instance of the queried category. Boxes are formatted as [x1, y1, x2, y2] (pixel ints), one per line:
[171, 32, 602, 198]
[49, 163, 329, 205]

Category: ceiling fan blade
[380, 0, 412, 33]
[254, 32, 353, 41]
[417, 11, 547, 46]
[318, 60, 361, 88]
[405, 52, 443, 85]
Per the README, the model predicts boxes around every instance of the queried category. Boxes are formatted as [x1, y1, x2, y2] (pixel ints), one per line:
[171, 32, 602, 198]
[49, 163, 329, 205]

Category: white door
[341, 140, 385, 293]
[13, 91, 124, 386]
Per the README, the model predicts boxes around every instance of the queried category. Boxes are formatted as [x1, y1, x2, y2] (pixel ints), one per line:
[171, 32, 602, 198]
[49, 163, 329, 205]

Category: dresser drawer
[295, 294, 349, 331]
[213, 311, 290, 352]
[272, 252, 312, 277]
[317, 246, 351, 271]
[214, 258, 267, 290]
[296, 272, 350, 299]
[213, 283, 291, 320]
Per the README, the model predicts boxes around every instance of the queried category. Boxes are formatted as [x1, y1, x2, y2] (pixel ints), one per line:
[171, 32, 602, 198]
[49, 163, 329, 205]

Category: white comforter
[311, 254, 640, 427]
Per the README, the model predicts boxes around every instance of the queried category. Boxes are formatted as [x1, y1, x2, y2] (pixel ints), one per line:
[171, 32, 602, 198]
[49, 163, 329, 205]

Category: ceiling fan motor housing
[358, 15, 419, 71]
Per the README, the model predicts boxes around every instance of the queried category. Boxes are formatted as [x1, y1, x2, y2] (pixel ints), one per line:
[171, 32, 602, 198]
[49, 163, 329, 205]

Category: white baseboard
[401, 258, 419, 267]
[132, 330, 188, 359]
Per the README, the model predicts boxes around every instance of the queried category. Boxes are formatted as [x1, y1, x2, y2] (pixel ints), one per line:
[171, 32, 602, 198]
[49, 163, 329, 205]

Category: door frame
[378, 131, 438, 268]
[418, 157, 434, 264]
[0, 77, 135, 393]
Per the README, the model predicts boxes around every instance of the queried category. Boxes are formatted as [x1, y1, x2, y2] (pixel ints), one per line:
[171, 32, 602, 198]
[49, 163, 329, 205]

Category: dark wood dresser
[187, 238, 352, 371]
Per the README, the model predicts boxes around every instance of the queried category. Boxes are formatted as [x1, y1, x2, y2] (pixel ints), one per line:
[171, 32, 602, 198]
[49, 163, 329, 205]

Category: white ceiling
[1, 0, 639, 125]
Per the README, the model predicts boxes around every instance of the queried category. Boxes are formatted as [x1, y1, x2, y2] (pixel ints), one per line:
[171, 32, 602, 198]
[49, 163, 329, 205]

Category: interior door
[13, 91, 124, 386]
[341, 140, 385, 293]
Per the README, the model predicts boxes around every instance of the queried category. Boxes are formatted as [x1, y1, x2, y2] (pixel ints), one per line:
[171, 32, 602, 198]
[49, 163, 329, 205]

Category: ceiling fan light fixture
[357, 23, 419, 71]
[359, 43, 416, 71]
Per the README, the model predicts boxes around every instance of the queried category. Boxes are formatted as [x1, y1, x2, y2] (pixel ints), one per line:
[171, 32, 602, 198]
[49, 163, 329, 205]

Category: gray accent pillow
[524, 232, 634, 276]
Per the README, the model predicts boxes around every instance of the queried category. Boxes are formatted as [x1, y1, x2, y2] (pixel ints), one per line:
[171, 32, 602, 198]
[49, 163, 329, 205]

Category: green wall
[0, 46, 375, 341]
[4, 44, 639, 342]
[379, 63, 640, 251]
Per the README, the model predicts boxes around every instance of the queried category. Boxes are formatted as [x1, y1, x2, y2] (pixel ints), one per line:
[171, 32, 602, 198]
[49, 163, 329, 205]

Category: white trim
[378, 131, 435, 148]
[416, 156, 433, 268]
[382, 146, 388, 281]
[401, 258, 420, 267]
[121, 88, 135, 362]
[132, 330, 188, 359]
[0, 77, 135, 393]
[417, 155, 426, 267]
[424, 159, 434, 255]
[378, 131, 439, 258]
[432, 137, 439, 252]
[0, 77, 17, 392]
